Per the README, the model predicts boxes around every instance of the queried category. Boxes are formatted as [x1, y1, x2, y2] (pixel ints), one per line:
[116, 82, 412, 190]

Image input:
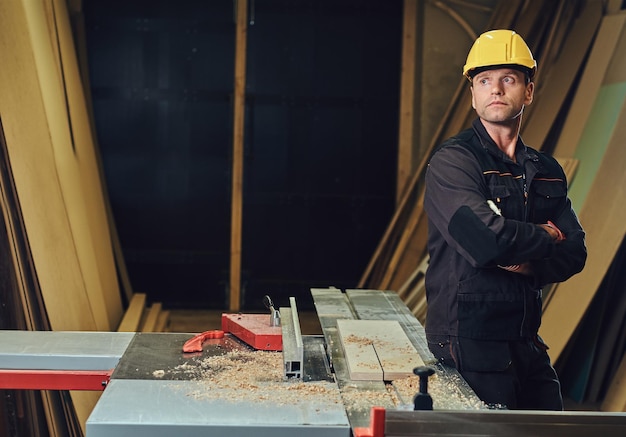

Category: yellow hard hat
[463, 29, 537, 81]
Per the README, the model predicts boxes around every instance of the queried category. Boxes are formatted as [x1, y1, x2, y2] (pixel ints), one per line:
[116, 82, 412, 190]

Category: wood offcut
[337, 319, 424, 381]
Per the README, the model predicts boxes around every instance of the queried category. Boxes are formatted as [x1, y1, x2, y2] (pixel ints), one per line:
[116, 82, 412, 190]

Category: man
[423, 29, 587, 410]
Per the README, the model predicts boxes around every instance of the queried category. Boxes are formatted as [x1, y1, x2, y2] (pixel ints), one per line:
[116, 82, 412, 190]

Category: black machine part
[413, 366, 436, 411]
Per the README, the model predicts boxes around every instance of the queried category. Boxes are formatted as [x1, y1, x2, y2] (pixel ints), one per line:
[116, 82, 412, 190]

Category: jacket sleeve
[529, 197, 587, 286]
[425, 144, 555, 268]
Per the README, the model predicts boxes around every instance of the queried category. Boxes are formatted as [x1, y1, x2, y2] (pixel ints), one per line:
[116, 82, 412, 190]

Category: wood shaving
[340, 385, 399, 412]
[392, 374, 484, 410]
[165, 350, 343, 407]
[155, 348, 482, 412]
[344, 334, 374, 346]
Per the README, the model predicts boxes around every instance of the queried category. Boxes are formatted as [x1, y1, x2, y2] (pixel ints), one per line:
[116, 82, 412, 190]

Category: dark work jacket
[424, 118, 586, 341]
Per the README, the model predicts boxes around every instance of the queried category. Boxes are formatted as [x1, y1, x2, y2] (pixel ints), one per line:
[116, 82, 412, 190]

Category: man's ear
[525, 82, 534, 105]
[470, 86, 476, 109]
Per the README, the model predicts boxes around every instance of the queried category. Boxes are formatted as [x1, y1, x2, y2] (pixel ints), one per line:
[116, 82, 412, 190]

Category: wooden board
[117, 293, 147, 332]
[229, 0, 247, 311]
[553, 13, 626, 158]
[540, 98, 626, 362]
[397, 0, 418, 202]
[140, 303, 163, 332]
[521, 0, 603, 151]
[337, 319, 424, 381]
[52, 0, 124, 331]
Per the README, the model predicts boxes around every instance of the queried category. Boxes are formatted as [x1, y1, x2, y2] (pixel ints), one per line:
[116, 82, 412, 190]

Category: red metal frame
[0, 369, 113, 391]
[353, 407, 386, 437]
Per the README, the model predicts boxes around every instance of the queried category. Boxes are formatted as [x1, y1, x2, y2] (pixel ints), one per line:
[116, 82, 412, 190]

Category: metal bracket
[280, 296, 304, 379]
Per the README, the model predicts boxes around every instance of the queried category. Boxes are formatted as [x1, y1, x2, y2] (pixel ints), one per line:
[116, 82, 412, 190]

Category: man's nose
[491, 84, 503, 95]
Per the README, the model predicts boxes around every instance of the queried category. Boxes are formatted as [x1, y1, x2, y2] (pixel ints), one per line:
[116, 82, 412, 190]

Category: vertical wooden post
[230, 0, 247, 311]
[397, 0, 418, 203]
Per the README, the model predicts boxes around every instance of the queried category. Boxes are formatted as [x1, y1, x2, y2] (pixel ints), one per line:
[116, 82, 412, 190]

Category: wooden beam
[140, 302, 162, 333]
[397, 0, 419, 203]
[155, 309, 170, 332]
[540, 98, 626, 362]
[117, 293, 146, 332]
[521, 0, 603, 151]
[553, 13, 626, 158]
[230, 0, 247, 312]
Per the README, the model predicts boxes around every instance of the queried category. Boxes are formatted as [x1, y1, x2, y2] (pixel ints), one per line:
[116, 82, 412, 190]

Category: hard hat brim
[465, 64, 535, 81]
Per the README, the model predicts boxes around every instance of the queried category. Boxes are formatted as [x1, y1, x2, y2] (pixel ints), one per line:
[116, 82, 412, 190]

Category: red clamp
[182, 330, 225, 353]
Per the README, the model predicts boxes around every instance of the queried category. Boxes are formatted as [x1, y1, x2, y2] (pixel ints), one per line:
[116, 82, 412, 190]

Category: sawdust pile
[157, 350, 483, 412]
[343, 334, 374, 346]
[340, 384, 399, 412]
[393, 373, 484, 410]
[339, 373, 484, 412]
[169, 350, 343, 407]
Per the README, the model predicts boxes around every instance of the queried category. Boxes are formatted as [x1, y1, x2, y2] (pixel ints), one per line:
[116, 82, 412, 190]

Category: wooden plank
[229, 0, 247, 312]
[602, 353, 626, 412]
[338, 321, 383, 381]
[380, 194, 424, 289]
[140, 302, 162, 333]
[397, 0, 419, 203]
[522, 0, 603, 151]
[155, 309, 170, 332]
[0, 0, 99, 333]
[337, 319, 424, 381]
[555, 157, 579, 184]
[397, 255, 429, 300]
[388, 201, 429, 292]
[553, 14, 626, 158]
[66, 0, 134, 307]
[540, 98, 626, 362]
[52, 0, 124, 331]
[117, 293, 146, 332]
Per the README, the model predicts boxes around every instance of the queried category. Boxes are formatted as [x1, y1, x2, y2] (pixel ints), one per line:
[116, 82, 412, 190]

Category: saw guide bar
[280, 296, 304, 379]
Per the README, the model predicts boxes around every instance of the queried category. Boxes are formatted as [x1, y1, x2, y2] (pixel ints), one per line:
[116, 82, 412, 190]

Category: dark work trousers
[428, 336, 563, 410]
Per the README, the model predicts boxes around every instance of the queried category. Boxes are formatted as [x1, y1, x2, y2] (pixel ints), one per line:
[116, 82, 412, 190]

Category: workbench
[1, 288, 625, 436]
[0, 331, 348, 437]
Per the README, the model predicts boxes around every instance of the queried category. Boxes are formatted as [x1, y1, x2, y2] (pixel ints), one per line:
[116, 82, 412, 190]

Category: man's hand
[538, 220, 565, 242]
[498, 262, 533, 276]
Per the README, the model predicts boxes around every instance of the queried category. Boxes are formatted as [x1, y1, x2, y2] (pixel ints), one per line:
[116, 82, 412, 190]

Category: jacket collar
[471, 118, 539, 164]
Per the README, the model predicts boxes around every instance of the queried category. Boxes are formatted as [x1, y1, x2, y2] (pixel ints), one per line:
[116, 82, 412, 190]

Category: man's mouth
[488, 100, 506, 107]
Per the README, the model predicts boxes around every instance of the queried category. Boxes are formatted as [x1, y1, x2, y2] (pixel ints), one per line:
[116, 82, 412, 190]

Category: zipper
[520, 158, 530, 337]
[522, 172, 528, 219]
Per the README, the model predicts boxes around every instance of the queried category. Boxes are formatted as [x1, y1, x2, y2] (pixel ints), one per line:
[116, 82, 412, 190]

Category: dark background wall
[84, 0, 402, 310]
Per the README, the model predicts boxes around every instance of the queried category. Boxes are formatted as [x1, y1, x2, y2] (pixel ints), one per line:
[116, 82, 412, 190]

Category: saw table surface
[88, 332, 349, 437]
[89, 378, 349, 437]
[111, 332, 246, 380]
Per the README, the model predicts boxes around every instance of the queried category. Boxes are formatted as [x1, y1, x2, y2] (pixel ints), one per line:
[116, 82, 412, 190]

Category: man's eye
[503, 77, 513, 84]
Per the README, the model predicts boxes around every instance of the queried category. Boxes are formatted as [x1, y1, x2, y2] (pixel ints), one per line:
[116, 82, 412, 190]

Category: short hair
[468, 64, 532, 84]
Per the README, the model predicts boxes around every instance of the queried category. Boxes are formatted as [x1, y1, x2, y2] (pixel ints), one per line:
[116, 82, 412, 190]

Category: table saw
[1, 288, 625, 436]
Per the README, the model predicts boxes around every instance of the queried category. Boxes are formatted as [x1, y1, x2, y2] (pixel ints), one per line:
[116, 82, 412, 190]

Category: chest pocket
[486, 183, 509, 216]
[529, 179, 566, 223]
[486, 180, 525, 220]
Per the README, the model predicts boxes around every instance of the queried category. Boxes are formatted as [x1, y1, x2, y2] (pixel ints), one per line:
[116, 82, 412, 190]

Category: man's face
[470, 68, 534, 124]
